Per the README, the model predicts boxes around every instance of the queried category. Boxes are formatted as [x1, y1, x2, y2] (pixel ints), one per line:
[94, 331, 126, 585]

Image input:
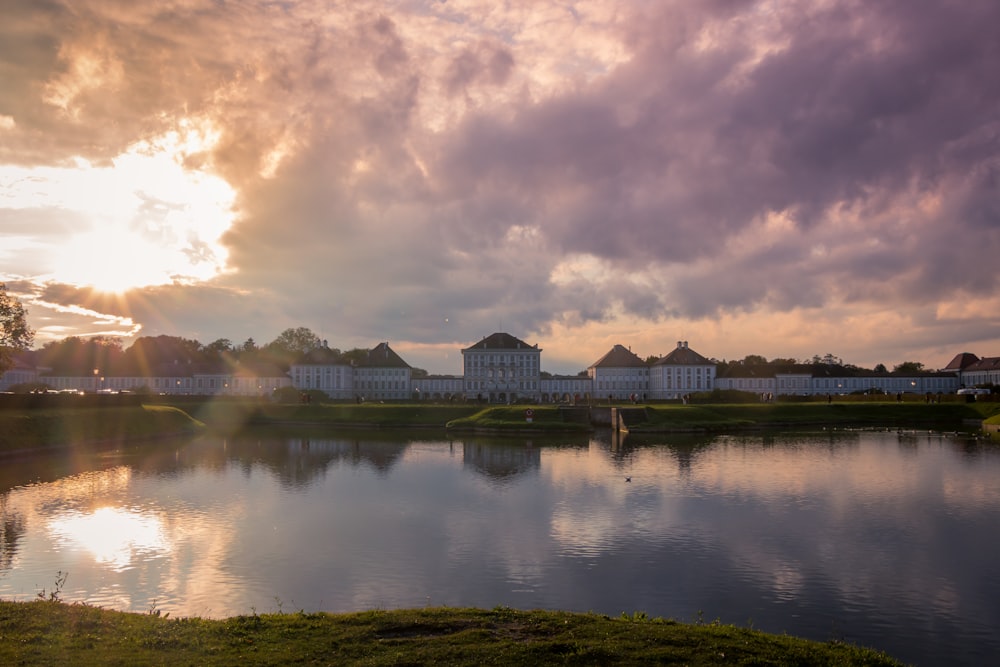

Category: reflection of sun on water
[47, 506, 170, 571]
[1, 117, 235, 294]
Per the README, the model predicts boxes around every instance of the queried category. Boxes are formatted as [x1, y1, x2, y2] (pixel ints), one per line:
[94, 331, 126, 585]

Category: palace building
[2, 332, 990, 402]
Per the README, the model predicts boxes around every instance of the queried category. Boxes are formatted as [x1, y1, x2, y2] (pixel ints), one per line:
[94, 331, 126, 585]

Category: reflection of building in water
[284, 438, 409, 476]
[192, 436, 410, 485]
[462, 442, 541, 480]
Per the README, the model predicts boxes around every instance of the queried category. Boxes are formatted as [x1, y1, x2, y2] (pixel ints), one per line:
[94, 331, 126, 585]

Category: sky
[2, 0, 999, 376]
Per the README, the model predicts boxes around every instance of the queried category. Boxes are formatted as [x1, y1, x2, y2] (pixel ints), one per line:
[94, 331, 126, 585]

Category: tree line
[0, 282, 930, 379]
[710, 354, 926, 376]
[21, 328, 417, 377]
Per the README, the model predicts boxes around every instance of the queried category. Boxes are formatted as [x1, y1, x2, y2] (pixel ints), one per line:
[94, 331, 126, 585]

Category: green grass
[444, 401, 1000, 433]
[0, 601, 902, 666]
[179, 402, 483, 435]
[3, 400, 996, 454]
[625, 401, 1000, 432]
[0, 405, 204, 454]
[445, 406, 592, 432]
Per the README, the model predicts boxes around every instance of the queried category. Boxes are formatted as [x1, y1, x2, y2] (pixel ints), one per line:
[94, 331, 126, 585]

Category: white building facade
[588, 344, 650, 401]
[649, 341, 716, 399]
[461, 333, 541, 403]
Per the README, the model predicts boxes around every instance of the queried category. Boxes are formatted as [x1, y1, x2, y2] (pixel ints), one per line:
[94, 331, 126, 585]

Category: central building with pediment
[461, 332, 542, 403]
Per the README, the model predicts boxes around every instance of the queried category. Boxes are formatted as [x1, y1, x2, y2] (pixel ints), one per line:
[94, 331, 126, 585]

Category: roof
[589, 344, 646, 369]
[966, 356, 1000, 372]
[718, 363, 960, 380]
[944, 352, 980, 371]
[295, 346, 347, 365]
[653, 343, 713, 367]
[462, 332, 539, 352]
[358, 342, 411, 368]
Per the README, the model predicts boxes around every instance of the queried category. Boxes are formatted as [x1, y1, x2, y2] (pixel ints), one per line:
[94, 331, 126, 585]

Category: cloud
[1, 0, 999, 372]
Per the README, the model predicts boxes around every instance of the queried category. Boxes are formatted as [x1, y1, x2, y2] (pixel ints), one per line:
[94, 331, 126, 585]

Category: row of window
[465, 354, 539, 365]
[465, 381, 539, 390]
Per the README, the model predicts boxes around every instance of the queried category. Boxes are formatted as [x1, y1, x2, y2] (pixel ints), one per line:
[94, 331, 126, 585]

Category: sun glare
[47, 506, 170, 571]
[1, 119, 235, 293]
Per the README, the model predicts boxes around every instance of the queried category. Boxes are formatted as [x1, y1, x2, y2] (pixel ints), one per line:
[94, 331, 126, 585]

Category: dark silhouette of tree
[0, 283, 34, 374]
[741, 354, 768, 365]
[267, 328, 321, 356]
[893, 361, 925, 374]
[36, 336, 122, 375]
[120, 335, 204, 375]
[260, 328, 323, 370]
[339, 348, 369, 366]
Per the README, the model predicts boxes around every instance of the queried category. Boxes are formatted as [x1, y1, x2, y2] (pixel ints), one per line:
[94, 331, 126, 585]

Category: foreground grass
[0, 601, 901, 666]
[0, 405, 204, 455]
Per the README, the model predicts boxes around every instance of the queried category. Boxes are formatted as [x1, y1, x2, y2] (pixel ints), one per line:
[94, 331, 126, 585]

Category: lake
[2, 428, 999, 665]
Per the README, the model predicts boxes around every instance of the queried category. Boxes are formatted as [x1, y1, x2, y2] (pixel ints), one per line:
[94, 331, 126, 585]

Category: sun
[2, 118, 236, 294]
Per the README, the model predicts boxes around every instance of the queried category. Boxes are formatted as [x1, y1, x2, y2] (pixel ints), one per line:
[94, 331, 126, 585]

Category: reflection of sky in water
[0, 431, 998, 666]
[47, 506, 169, 570]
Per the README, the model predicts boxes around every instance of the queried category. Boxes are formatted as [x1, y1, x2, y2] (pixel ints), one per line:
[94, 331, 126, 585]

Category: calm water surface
[2, 428, 999, 665]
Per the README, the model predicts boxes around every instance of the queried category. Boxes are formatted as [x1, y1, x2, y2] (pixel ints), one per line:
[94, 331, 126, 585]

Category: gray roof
[653, 344, 713, 366]
[462, 332, 539, 351]
[359, 342, 411, 368]
[589, 344, 646, 369]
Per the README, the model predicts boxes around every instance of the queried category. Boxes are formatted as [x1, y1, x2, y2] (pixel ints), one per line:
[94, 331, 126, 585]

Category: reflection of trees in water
[0, 494, 26, 572]
[173, 433, 411, 485]
[949, 437, 1000, 460]
[602, 430, 867, 476]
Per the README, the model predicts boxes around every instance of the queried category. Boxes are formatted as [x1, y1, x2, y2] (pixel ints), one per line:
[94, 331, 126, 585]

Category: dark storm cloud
[430, 0, 1000, 322]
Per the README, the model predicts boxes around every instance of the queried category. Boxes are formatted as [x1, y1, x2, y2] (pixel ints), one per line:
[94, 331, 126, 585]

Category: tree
[339, 347, 369, 365]
[36, 335, 123, 375]
[266, 328, 322, 357]
[873, 363, 887, 373]
[0, 283, 34, 374]
[741, 354, 768, 365]
[120, 335, 202, 374]
[893, 361, 925, 374]
[205, 338, 233, 355]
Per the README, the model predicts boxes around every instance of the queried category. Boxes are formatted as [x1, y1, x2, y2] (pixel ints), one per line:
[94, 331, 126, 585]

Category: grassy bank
[444, 405, 592, 432]
[176, 401, 482, 434]
[0, 405, 204, 455]
[2, 400, 996, 454]
[630, 401, 1000, 432]
[446, 401, 1000, 433]
[0, 601, 900, 666]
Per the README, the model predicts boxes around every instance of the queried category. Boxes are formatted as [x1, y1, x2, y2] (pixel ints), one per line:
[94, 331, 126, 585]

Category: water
[2, 428, 999, 665]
